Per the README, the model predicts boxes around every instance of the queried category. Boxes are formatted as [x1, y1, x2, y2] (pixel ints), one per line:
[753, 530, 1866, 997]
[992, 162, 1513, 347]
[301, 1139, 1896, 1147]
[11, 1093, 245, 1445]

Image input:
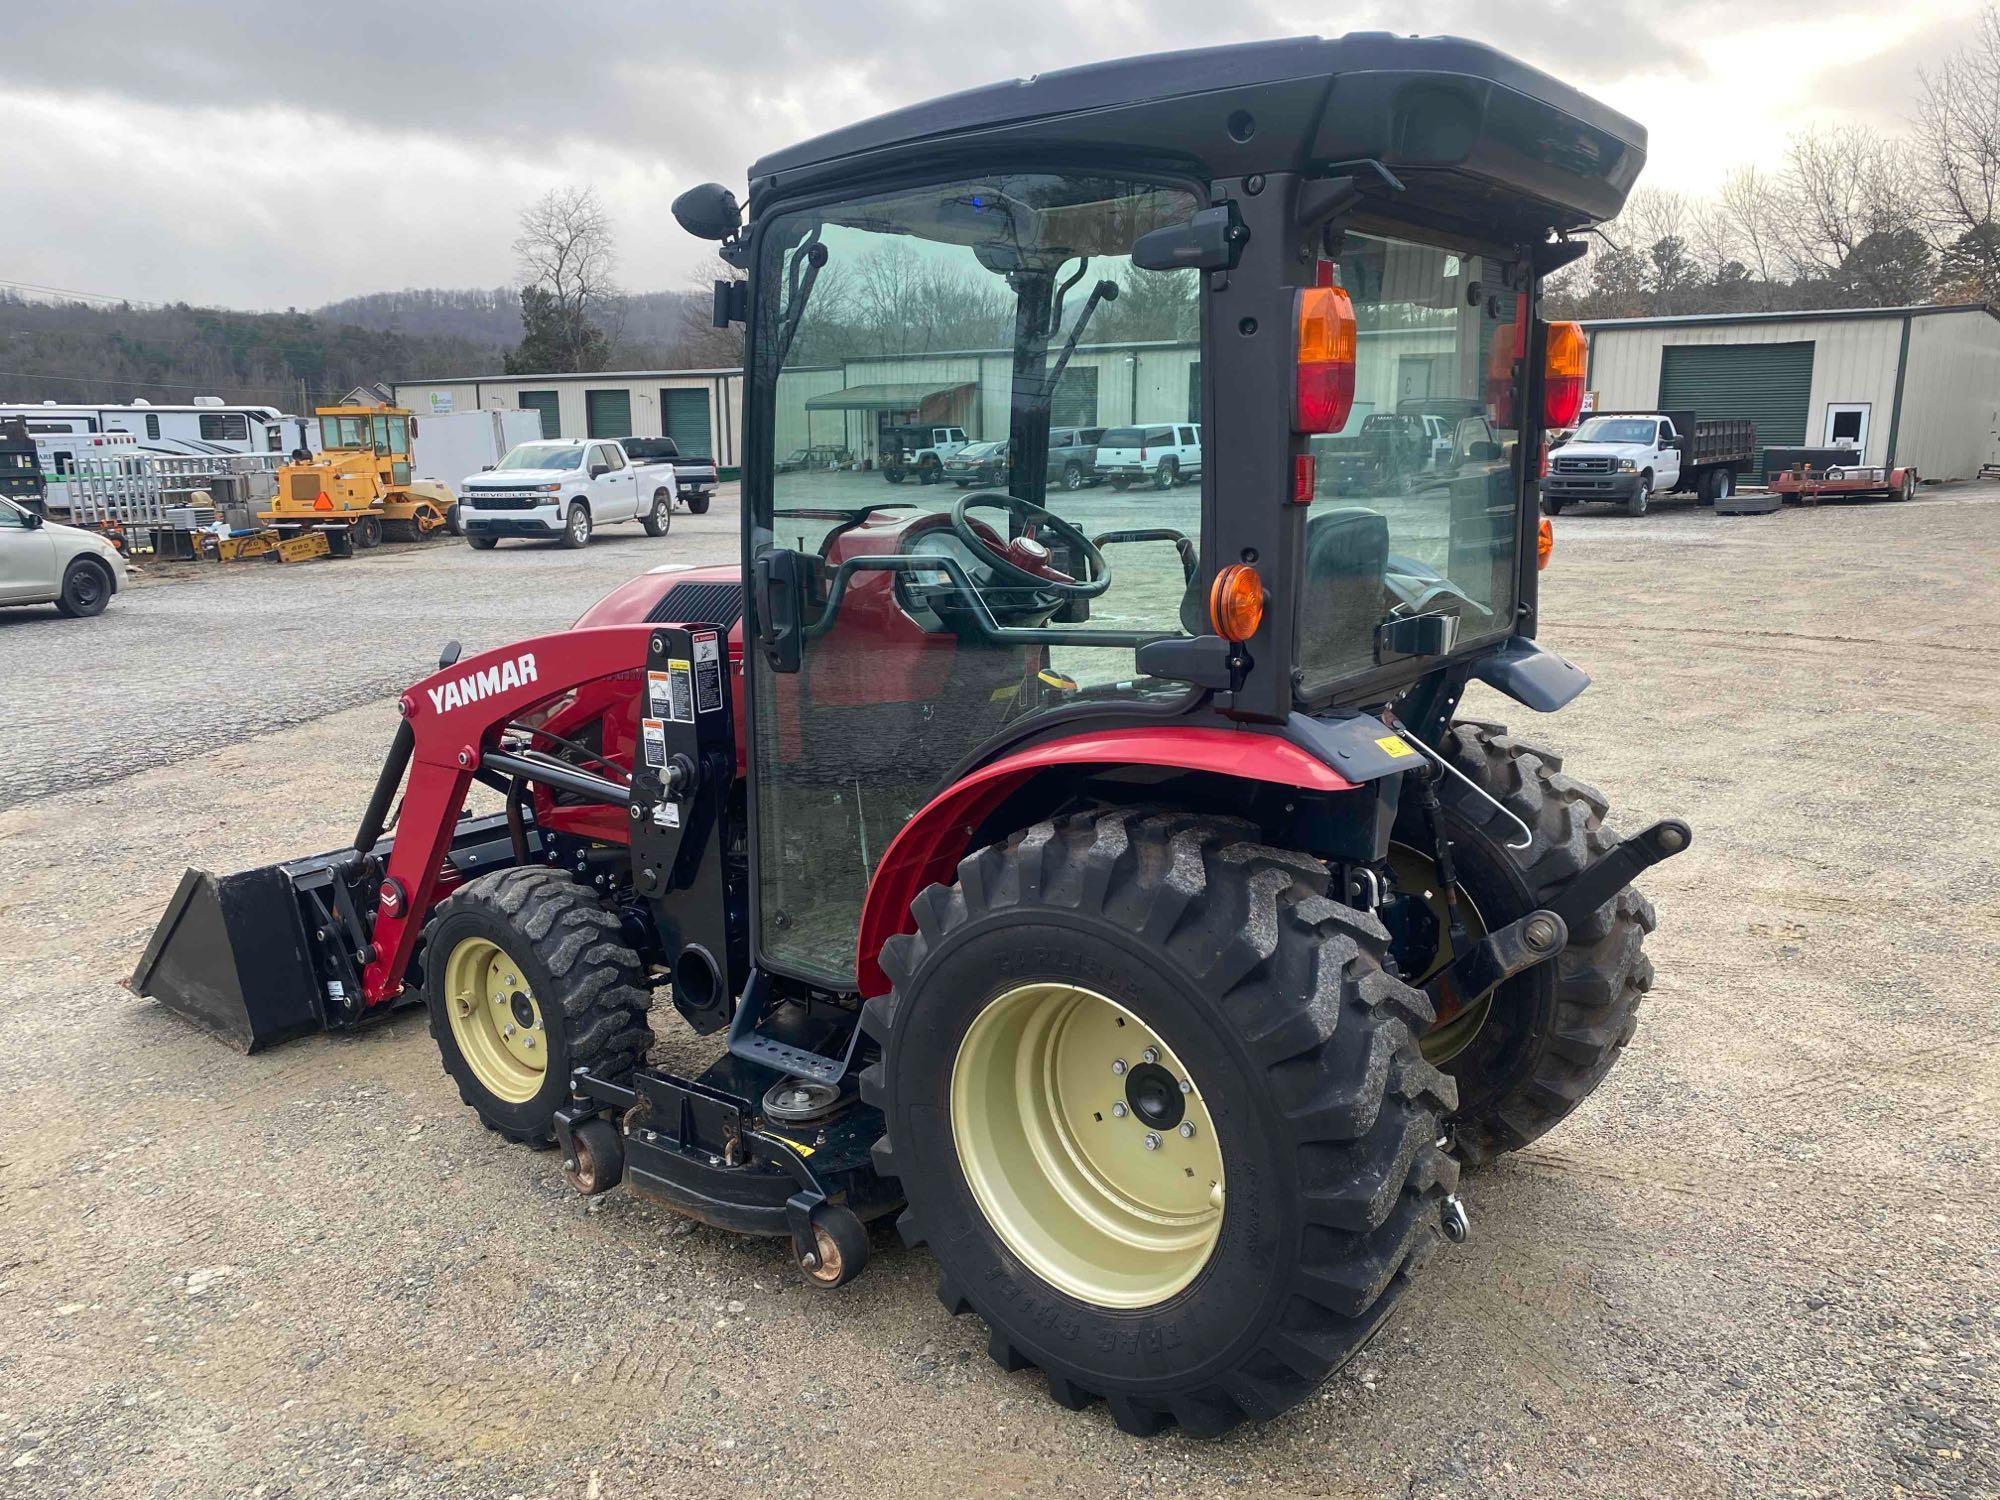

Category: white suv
[1095, 422, 1202, 490]
[0, 496, 127, 617]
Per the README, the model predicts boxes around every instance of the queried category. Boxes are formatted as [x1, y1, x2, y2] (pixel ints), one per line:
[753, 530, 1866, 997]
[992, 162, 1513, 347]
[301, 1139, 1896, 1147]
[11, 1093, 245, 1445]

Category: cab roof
[749, 34, 1645, 242]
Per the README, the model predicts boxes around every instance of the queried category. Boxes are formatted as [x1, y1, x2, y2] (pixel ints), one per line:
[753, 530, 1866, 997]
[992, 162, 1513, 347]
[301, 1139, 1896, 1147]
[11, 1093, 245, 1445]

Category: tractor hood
[748, 34, 1646, 243]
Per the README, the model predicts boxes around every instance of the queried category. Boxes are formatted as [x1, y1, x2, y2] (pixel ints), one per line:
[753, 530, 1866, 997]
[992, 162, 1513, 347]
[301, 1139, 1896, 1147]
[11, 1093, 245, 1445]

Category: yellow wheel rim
[950, 983, 1223, 1309]
[1389, 846, 1492, 1065]
[442, 936, 547, 1104]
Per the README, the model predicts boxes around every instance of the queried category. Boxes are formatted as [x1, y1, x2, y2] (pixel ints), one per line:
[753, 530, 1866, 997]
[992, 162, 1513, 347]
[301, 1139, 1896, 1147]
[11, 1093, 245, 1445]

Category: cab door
[1654, 421, 1681, 488]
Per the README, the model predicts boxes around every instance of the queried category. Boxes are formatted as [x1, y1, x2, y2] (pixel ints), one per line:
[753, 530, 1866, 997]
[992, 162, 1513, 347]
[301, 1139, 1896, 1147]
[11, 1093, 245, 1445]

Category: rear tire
[351, 515, 384, 549]
[55, 557, 113, 618]
[422, 869, 654, 1146]
[1425, 724, 1658, 1165]
[641, 490, 673, 537]
[862, 810, 1458, 1437]
[883, 467, 907, 485]
[685, 493, 711, 515]
[1061, 461, 1085, 491]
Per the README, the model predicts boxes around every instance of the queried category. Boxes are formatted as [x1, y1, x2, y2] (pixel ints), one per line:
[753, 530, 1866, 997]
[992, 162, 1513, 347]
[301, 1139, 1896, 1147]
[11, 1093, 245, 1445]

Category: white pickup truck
[1543, 410, 1755, 516]
[458, 439, 679, 549]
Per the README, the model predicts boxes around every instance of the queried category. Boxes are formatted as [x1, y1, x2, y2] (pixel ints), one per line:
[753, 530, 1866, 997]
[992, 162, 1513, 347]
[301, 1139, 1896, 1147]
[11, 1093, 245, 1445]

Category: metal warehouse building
[1583, 304, 2000, 480]
[393, 369, 747, 468]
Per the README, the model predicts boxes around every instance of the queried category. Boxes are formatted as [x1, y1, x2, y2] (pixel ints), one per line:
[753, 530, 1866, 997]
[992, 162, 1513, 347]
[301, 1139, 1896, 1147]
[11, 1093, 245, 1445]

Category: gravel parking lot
[0, 483, 1994, 1498]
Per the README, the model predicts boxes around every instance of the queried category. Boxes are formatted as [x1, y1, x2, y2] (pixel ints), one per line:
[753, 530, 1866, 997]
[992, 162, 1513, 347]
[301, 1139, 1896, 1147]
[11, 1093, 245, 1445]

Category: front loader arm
[360, 625, 656, 1005]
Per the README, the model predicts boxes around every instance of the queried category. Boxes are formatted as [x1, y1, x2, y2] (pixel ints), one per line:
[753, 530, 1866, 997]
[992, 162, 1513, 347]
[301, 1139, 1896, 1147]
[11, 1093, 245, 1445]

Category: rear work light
[1209, 562, 1266, 641]
[1294, 284, 1357, 433]
[1544, 320, 1587, 428]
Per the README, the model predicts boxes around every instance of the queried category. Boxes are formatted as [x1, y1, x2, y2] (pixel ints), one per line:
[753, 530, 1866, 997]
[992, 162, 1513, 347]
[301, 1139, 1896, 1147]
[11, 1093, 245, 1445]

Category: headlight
[1617, 459, 1637, 472]
[539, 483, 562, 492]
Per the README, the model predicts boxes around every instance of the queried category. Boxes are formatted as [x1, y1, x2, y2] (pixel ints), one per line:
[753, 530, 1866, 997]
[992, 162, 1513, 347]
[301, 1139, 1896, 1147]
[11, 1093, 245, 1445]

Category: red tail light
[1294, 284, 1357, 433]
[1544, 320, 1587, 428]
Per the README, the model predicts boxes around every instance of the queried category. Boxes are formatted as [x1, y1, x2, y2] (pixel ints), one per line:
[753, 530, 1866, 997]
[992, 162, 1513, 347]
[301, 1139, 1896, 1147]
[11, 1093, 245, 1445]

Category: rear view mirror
[1133, 205, 1245, 273]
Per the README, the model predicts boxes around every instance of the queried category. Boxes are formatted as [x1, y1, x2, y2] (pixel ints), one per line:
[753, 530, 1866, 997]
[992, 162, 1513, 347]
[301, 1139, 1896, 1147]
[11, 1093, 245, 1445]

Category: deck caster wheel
[798, 1205, 868, 1290]
[563, 1117, 624, 1196]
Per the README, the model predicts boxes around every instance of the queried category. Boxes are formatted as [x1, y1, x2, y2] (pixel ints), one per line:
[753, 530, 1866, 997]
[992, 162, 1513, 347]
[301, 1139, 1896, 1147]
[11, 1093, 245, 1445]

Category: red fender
[851, 726, 1356, 996]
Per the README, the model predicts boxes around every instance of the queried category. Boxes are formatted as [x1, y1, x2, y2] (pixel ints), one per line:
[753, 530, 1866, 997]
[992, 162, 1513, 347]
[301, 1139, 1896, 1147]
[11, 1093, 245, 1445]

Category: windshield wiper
[774, 229, 828, 367]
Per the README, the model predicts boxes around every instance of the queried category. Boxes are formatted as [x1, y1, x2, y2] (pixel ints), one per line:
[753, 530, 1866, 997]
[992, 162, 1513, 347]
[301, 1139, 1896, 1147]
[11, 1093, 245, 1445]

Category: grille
[646, 580, 744, 634]
[1553, 455, 1613, 474]
[465, 494, 542, 511]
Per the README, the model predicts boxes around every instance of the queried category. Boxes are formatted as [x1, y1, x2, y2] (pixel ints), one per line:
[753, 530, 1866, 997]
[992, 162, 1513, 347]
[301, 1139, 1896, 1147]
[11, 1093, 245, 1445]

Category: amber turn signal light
[1209, 563, 1266, 641]
[1537, 515, 1555, 571]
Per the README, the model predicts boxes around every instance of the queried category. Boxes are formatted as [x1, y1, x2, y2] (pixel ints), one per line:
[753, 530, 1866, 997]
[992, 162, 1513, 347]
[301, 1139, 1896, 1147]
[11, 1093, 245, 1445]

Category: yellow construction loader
[261, 405, 454, 547]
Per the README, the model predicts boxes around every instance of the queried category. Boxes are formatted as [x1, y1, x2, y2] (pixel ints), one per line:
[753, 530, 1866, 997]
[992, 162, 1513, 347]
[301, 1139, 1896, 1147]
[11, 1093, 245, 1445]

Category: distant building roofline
[1582, 303, 2000, 331]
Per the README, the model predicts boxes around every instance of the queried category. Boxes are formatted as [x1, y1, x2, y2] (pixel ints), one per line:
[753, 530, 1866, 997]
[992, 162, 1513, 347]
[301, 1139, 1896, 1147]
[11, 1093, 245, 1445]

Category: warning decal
[666, 660, 694, 722]
[641, 718, 667, 768]
[692, 631, 722, 714]
[1374, 734, 1417, 759]
[647, 670, 672, 719]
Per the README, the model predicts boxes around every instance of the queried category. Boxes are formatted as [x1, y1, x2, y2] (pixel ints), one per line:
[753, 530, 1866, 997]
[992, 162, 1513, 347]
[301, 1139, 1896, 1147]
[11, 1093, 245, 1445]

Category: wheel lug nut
[1178, 1079, 1192, 1094]
[1179, 1122, 1195, 1139]
[1143, 1133, 1161, 1151]
[1111, 1102, 1128, 1118]
[1111, 1058, 1127, 1076]
[1141, 1047, 1159, 1064]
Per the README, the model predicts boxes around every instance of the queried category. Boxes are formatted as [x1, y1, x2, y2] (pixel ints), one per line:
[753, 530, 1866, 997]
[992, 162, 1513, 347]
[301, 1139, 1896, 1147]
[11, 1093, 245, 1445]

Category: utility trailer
[1768, 460, 1917, 504]
[132, 34, 1689, 1439]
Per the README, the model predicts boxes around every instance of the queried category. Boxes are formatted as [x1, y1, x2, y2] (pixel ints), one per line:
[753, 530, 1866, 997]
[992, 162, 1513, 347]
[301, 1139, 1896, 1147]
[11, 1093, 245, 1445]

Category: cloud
[0, 0, 1973, 306]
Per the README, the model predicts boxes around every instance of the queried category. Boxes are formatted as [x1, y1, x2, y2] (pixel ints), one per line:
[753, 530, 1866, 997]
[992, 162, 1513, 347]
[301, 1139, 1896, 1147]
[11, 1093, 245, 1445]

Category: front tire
[351, 514, 384, 549]
[1542, 495, 1567, 516]
[422, 869, 654, 1145]
[642, 490, 673, 537]
[55, 557, 113, 618]
[561, 502, 591, 549]
[862, 810, 1457, 1437]
[1419, 724, 1658, 1165]
[1626, 474, 1651, 517]
[467, 534, 498, 551]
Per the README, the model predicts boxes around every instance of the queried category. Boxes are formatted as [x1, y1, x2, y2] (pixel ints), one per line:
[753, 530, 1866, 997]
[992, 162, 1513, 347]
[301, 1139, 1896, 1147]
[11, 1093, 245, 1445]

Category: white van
[1094, 422, 1202, 489]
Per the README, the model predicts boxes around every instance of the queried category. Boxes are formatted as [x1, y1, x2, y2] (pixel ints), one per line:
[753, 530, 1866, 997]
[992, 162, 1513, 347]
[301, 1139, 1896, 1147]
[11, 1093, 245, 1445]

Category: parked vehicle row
[929, 422, 1207, 492]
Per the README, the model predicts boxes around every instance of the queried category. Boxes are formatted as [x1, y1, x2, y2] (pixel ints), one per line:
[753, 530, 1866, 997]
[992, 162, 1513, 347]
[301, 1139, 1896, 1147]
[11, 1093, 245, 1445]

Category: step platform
[1715, 490, 1782, 516]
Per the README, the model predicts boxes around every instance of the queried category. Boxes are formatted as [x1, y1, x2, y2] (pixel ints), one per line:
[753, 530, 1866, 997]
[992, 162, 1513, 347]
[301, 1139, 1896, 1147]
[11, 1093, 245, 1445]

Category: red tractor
[135, 34, 1686, 1436]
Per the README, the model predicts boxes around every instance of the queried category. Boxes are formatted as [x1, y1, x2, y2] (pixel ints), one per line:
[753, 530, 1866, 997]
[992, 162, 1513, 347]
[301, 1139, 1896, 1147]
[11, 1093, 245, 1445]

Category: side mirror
[22, 508, 44, 529]
[480, 464, 494, 471]
[673, 182, 742, 241]
[1467, 440, 1502, 461]
[588, 463, 610, 478]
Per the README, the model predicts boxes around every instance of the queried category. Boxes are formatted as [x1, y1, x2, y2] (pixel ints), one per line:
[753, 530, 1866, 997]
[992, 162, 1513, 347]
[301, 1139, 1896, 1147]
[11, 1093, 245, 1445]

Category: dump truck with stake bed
[133, 33, 1687, 1439]
[1543, 409, 1755, 514]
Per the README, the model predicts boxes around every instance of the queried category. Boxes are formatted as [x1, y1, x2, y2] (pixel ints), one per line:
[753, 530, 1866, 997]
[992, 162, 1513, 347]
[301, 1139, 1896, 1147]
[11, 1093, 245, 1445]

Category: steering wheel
[949, 491, 1112, 598]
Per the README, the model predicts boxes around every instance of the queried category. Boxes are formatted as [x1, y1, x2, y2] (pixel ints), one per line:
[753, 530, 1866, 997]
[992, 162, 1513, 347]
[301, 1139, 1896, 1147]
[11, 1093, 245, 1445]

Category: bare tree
[678, 254, 748, 368]
[509, 187, 621, 372]
[1777, 126, 1925, 290]
[1914, 5, 2000, 298]
[1717, 166, 1784, 303]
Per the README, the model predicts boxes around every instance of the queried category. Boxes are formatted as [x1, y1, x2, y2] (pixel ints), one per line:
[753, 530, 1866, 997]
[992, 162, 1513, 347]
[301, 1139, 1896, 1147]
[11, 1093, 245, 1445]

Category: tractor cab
[138, 35, 1689, 1439]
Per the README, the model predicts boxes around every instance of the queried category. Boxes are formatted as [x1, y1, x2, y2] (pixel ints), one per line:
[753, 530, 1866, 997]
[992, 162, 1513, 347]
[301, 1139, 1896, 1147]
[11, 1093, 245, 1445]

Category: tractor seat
[1176, 507, 1390, 647]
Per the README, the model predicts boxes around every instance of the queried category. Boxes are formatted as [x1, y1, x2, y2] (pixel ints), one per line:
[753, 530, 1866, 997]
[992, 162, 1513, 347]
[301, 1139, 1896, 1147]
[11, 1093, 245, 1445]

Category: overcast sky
[0, 0, 1981, 310]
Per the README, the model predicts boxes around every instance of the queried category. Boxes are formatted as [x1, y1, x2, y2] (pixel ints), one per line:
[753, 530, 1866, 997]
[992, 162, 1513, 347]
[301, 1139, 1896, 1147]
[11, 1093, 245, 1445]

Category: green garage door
[517, 389, 559, 439]
[585, 388, 633, 438]
[660, 388, 712, 457]
[1658, 341, 1814, 479]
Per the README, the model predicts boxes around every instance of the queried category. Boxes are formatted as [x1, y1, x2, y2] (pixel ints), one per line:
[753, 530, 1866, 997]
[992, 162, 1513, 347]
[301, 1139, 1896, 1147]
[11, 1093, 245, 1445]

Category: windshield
[753, 169, 1203, 985]
[1570, 417, 1656, 444]
[1295, 233, 1521, 694]
[319, 415, 373, 450]
[496, 443, 585, 472]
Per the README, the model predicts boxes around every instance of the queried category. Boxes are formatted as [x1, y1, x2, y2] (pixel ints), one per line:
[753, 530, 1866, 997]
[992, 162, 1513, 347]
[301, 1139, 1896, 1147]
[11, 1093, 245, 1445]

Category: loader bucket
[131, 864, 326, 1053]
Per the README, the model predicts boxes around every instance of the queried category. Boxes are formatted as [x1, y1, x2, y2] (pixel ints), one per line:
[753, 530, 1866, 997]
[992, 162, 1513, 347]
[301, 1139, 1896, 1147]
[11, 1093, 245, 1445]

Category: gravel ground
[0, 483, 1994, 1499]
